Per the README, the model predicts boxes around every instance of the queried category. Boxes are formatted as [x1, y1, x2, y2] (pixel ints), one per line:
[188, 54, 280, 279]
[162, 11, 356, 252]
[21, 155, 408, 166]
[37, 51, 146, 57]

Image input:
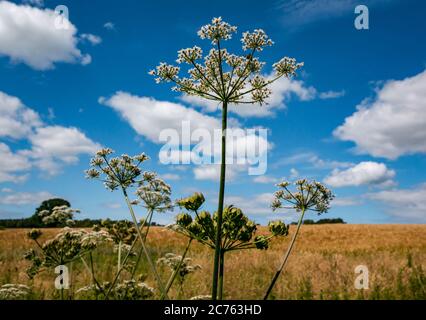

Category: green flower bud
[187, 221, 203, 237]
[27, 229, 42, 240]
[254, 235, 269, 250]
[176, 213, 193, 227]
[177, 192, 205, 211]
[268, 220, 288, 236]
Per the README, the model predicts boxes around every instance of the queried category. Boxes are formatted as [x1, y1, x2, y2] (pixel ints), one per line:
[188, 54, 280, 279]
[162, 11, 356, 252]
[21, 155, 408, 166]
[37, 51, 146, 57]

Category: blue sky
[0, 0, 425, 224]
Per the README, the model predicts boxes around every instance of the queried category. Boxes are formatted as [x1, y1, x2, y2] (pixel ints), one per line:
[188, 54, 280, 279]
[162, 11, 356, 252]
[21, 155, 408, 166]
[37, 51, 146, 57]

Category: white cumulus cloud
[324, 161, 395, 188]
[334, 70, 426, 159]
[368, 183, 426, 222]
[0, 1, 91, 70]
[0, 191, 53, 205]
[0, 91, 42, 139]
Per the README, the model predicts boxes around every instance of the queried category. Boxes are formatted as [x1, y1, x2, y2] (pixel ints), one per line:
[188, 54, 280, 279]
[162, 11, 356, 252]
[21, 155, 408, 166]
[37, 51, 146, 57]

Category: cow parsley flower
[0, 284, 31, 300]
[197, 17, 237, 44]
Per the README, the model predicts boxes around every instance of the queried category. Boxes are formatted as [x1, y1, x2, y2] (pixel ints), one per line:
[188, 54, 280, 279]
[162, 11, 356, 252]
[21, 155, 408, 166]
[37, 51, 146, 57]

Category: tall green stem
[218, 250, 225, 300]
[161, 238, 193, 300]
[131, 209, 153, 278]
[122, 189, 168, 299]
[212, 101, 228, 300]
[263, 208, 306, 300]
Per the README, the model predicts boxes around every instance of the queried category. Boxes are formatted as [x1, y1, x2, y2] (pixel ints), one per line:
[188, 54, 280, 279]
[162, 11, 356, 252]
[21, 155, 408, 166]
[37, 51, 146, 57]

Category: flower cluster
[197, 17, 237, 44]
[249, 75, 272, 104]
[86, 148, 149, 191]
[0, 284, 31, 300]
[150, 17, 303, 107]
[241, 29, 274, 51]
[24, 227, 111, 278]
[157, 253, 201, 283]
[273, 57, 304, 78]
[38, 205, 79, 227]
[176, 192, 205, 212]
[100, 219, 137, 245]
[177, 46, 203, 64]
[271, 179, 334, 213]
[170, 195, 287, 252]
[136, 174, 173, 212]
[76, 280, 154, 300]
[149, 62, 180, 84]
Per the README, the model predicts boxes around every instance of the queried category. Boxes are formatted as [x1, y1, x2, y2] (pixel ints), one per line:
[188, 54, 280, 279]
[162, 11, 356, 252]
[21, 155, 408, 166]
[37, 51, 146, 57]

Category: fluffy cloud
[181, 76, 316, 117]
[193, 164, 243, 181]
[274, 151, 353, 170]
[0, 191, 53, 205]
[103, 22, 115, 30]
[0, 91, 42, 139]
[334, 70, 426, 159]
[23, 126, 101, 175]
[100, 92, 220, 143]
[332, 196, 361, 207]
[0, 143, 31, 183]
[225, 193, 274, 215]
[319, 90, 345, 99]
[80, 33, 102, 46]
[324, 161, 395, 188]
[0, 1, 91, 70]
[368, 183, 426, 222]
[253, 175, 279, 184]
[101, 92, 270, 179]
[0, 91, 101, 177]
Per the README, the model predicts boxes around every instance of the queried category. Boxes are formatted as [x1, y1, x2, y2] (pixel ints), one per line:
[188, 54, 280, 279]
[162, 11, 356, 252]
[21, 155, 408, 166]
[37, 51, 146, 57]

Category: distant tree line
[290, 218, 346, 225]
[0, 198, 162, 228]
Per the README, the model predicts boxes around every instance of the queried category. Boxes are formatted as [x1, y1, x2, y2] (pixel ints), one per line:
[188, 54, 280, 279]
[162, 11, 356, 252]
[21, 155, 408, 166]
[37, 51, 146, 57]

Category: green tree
[31, 198, 71, 227]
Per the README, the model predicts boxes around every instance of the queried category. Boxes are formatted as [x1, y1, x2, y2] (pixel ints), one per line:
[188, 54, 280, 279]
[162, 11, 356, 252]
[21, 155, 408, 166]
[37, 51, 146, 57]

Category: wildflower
[268, 220, 289, 236]
[264, 180, 334, 300]
[86, 149, 150, 191]
[241, 29, 274, 51]
[150, 18, 303, 300]
[272, 180, 334, 213]
[0, 284, 31, 300]
[254, 235, 269, 250]
[100, 220, 136, 245]
[38, 205, 79, 227]
[273, 57, 304, 78]
[197, 17, 237, 44]
[113, 280, 155, 300]
[190, 295, 212, 300]
[136, 175, 173, 212]
[176, 192, 205, 212]
[27, 229, 42, 240]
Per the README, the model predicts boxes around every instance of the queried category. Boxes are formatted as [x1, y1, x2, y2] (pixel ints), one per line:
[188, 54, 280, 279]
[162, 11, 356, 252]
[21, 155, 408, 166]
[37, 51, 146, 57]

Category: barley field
[0, 224, 424, 300]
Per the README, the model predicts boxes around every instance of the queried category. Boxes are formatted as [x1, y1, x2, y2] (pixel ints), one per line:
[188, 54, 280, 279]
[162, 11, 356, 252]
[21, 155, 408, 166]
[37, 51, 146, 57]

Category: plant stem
[218, 250, 225, 300]
[122, 189, 168, 299]
[117, 241, 122, 279]
[161, 238, 193, 300]
[263, 208, 306, 300]
[212, 101, 228, 300]
[130, 209, 153, 278]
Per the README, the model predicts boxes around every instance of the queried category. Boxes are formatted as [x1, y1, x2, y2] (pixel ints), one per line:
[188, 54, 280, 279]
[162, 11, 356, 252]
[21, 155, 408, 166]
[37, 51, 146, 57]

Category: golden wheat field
[0, 224, 425, 300]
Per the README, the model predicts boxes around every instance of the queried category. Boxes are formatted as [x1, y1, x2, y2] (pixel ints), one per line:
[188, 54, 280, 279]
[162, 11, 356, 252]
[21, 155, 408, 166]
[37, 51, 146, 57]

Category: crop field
[0, 224, 424, 300]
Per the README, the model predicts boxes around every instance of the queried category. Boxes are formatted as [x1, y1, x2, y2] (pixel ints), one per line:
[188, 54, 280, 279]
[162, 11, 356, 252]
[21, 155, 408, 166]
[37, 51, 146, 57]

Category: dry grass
[0, 224, 425, 300]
